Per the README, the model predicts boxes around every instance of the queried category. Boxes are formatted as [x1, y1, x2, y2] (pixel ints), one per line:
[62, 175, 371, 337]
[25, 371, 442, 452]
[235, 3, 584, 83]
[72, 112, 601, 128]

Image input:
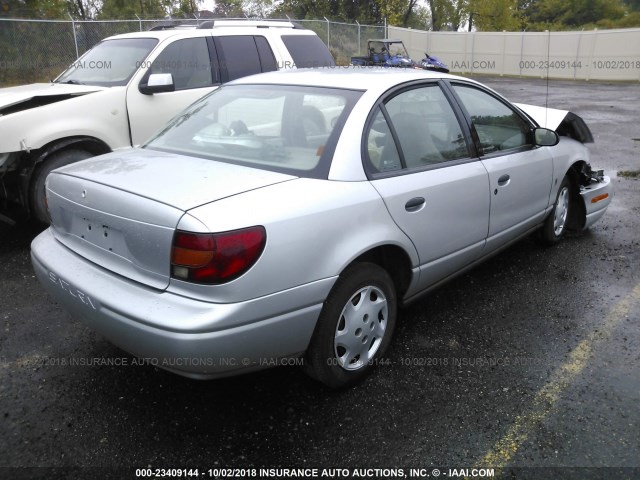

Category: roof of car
[229, 67, 478, 92]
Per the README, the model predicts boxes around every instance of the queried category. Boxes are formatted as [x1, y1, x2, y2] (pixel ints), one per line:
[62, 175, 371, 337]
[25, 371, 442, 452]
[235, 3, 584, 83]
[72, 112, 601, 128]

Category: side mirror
[139, 73, 175, 95]
[534, 127, 559, 147]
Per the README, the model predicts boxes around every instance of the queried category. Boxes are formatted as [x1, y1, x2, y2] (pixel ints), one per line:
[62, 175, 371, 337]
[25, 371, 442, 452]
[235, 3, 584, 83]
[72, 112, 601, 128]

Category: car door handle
[498, 174, 511, 186]
[405, 197, 426, 212]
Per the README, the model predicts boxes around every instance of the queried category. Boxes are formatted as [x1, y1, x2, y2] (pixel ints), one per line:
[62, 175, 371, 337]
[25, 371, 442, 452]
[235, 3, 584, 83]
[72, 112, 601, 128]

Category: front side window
[453, 84, 532, 155]
[56, 38, 158, 87]
[365, 84, 469, 173]
[148, 38, 213, 90]
[145, 84, 362, 179]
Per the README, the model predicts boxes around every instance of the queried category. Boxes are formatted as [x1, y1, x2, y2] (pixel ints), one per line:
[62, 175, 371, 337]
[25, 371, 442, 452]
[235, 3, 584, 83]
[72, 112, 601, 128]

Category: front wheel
[541, 175, 572, 245]
[304, 262, 397, 389]
[30, 149, 93, 225]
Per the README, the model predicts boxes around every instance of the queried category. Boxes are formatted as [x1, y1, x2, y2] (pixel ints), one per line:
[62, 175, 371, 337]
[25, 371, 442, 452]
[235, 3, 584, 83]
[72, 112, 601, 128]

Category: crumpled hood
[514, 103, 568, 130]
[515, 103, 594, 144]
[0, 83, 104, 114]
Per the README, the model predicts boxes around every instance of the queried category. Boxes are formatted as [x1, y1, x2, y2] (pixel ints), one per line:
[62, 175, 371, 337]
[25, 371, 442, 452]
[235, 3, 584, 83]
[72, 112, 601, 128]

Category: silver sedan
[31, 68, 612, 388]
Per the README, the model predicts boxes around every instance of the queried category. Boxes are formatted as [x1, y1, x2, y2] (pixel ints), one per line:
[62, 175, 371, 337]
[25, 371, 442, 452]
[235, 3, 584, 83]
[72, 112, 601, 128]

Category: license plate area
[74, 216, 122, 254]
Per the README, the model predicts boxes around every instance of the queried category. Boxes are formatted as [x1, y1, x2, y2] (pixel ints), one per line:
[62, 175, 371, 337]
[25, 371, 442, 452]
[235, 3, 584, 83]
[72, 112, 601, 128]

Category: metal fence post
[356, 20, 361, 55]
[324, 17, 330, 50]
[68, 14, 79, 59]
[135, 14, 142, 32]
[501, 30, 507, 76]
[471, 32, 476, 75]
[574, 30, 583, 80]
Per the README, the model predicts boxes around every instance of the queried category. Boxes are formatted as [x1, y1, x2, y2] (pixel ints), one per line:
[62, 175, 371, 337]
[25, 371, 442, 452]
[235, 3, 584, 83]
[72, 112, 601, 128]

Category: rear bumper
[579, 175, 613, 230]
[31, 228, 332, 379]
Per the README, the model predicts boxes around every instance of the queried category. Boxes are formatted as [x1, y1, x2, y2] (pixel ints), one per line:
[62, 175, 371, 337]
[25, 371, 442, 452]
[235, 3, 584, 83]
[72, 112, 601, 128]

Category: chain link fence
[0, 17, 385, 85]
[2, 17, 639, 86]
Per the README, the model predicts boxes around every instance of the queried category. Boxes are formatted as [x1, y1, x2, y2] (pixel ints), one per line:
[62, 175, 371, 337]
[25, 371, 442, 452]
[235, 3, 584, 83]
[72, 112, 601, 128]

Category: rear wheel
[541, 175, 571, 245]
[304, 262, 397, 389]
[30, 149, 93, 225]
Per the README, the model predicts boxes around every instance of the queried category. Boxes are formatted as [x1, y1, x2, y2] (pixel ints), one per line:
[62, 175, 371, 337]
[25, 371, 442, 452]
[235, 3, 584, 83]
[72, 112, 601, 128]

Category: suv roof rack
[196, 20, 297, 29]
[149, 24, 198, 31]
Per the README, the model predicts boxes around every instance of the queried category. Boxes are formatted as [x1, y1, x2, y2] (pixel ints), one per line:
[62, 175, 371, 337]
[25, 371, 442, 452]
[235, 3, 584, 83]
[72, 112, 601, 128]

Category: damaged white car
[0, 20, 335, 224]
[31, 69, 612, 388]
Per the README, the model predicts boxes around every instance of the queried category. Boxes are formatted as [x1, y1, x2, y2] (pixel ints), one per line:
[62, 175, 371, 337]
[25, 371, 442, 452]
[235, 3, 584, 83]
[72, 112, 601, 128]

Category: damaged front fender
[578, 164, 613, 230]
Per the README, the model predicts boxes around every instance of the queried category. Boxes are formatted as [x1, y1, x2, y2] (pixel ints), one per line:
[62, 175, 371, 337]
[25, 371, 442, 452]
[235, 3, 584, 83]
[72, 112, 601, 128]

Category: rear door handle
[498, 174, 511, 186]
[405, 197, 426, 212]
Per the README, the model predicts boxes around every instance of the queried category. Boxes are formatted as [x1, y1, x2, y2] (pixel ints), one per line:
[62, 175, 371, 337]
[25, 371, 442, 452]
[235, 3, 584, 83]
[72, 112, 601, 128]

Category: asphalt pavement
[1, 77, 639, 480]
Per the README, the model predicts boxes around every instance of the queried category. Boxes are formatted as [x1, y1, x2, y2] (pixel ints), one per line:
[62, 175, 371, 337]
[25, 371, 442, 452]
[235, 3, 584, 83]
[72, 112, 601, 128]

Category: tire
[541, 175, 572, 245]
[304, 262, 397, 389]
[30, 149, 93, 225]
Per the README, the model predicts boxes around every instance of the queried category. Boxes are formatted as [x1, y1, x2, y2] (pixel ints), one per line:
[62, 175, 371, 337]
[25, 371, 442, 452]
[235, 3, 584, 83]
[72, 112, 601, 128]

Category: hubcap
[553, 186, 569, 236]
[334, 285, 388, 371]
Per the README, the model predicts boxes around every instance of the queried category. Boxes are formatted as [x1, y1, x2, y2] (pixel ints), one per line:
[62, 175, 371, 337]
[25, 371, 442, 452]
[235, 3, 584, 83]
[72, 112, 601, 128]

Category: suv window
[215, 36, 277, 82]
[149, 38, 213, 90]
[281, 35, 336, 68]
[255, 36, 278, 72]
[453, 84, 532, 155]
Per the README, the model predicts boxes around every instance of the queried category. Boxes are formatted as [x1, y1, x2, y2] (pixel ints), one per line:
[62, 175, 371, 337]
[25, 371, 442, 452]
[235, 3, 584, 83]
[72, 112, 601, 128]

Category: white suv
[0, 20, 335, 223]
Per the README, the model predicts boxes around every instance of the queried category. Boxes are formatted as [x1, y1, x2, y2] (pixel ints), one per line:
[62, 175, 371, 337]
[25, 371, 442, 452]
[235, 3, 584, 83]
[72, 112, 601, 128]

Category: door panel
[365, 83, 491, 292]
[372, 163, 490, 291]
[482, 148, 553, 249]
[451, 83, 554, 248]
[127, 37, 217, 146]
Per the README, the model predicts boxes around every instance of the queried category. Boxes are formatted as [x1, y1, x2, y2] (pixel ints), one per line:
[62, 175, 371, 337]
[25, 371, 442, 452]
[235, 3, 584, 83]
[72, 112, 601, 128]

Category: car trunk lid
[47, 149, 295, 290]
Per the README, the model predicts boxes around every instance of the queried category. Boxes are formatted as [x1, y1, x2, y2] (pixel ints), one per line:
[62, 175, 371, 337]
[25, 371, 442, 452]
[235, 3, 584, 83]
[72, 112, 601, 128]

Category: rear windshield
[145, 84, 362, 179]
[281, 35, 336, 68]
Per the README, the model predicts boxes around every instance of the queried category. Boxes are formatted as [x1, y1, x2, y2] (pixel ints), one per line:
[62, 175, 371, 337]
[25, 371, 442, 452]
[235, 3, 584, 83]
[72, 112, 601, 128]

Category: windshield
[145, 84, 362, 179]
[370, 41, 409, 57]
[56, 38, 158, 87]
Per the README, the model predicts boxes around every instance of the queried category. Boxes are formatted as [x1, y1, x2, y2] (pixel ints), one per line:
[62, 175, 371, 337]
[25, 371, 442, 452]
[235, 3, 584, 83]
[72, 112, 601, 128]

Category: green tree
[171, 0, 202, 17]
[526, 0, 627, 28]
[244, 0, 273, 17]
[99, 0, 170, 18]
[469, 0, 519, 31]
[1, 0, 67, 18]
[425, 0, 469, 30]
[212, 0, 244, 17]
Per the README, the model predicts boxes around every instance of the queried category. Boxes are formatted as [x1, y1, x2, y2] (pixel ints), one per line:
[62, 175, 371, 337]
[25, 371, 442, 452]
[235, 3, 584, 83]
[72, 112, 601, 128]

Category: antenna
[545, 29, 550, 127]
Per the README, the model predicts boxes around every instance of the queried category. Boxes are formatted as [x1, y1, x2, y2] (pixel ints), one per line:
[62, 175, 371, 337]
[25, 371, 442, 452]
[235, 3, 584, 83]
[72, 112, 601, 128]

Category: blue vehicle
[420, 52, 449, 73]
[351, 39, 449, 73]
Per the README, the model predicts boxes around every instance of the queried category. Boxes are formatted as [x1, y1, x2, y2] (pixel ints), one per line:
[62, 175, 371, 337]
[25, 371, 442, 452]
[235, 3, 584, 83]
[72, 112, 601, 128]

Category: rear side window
[214, 36, 278, 82]
[281, 35, 336, 68]
[255, 36, 277, 72]
[364, 84, 471, 175]
[215, 36, 262, 82]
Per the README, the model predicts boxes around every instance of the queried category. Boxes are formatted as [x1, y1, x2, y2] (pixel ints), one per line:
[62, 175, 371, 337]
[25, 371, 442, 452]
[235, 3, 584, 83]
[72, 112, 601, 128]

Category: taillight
[171, 226, 266, 284]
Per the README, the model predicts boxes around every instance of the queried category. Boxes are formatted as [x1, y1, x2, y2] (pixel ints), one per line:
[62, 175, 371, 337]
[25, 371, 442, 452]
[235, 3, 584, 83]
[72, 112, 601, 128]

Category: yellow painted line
[474, 282, 640, 470]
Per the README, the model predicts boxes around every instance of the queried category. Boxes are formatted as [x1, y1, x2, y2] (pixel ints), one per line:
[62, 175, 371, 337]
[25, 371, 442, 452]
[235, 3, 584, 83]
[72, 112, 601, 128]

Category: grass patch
[618, 170, 640, 179]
